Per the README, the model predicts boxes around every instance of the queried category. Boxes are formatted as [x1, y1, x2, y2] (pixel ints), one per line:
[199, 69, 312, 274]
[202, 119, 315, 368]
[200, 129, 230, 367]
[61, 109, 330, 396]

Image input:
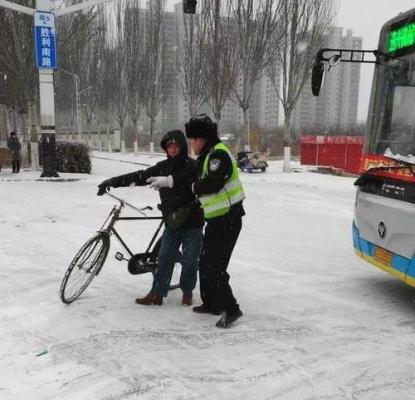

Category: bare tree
[201, 0, 238, 130]
[80, 30, 104, 140]
[231, 0, 282, 148]
[125, 0, 146, 147]
[55, 8, 97, 63]
[92, 9, 113, 146]
[55, 8, 102, 140]
[0, 2, 97, 139]
[268, 0, 337, 171]
[143, 0, 173, 150]
[94, 44, 116, 146]
[177, 12, 207, 117]
[0, 2, 37, 139]
[106, 1, 129, 149]
[56, 8, 99, 137]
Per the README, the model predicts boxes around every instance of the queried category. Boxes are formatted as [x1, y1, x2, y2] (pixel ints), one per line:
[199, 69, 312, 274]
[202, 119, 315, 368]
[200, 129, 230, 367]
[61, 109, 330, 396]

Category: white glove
[146, 175, 174, 190]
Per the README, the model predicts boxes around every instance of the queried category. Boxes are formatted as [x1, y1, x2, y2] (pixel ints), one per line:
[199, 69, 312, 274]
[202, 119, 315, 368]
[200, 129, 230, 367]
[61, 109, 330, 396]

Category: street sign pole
[35, 1, 58, 177]
[0, 0, 115, 176]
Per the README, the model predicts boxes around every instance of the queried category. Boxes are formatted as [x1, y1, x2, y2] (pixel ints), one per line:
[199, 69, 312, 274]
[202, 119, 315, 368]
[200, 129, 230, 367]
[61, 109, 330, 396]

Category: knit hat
[185, 114, 217, 140]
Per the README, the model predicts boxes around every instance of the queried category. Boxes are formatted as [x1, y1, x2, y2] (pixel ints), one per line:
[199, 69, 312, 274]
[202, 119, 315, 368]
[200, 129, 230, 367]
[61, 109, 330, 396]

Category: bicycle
[60, 189, 180, 304]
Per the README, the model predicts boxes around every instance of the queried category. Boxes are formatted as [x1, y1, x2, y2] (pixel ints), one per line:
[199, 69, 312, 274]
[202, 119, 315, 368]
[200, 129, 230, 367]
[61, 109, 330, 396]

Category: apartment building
[291, 28, 362, 134]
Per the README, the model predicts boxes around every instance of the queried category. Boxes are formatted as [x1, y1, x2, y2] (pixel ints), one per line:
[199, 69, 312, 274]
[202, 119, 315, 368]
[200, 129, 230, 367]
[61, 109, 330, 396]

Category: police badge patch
[209, 158, 221, 171]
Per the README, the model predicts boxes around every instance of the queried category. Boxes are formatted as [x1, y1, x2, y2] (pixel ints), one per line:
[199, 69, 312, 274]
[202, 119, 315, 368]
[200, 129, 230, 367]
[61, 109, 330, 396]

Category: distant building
[292, 28, 362, 134]
[60, 3, 359, 140]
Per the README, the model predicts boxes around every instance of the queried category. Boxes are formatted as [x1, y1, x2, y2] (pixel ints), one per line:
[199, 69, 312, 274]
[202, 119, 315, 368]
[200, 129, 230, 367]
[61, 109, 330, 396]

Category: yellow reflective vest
[198, 142, 245, 219]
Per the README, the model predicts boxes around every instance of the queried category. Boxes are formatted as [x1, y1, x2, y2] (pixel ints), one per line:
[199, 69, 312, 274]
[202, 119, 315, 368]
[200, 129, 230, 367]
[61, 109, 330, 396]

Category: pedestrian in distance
[7, 132, 21, 173]
[97, 130, 204, 307]
[185, 114, 246, 328]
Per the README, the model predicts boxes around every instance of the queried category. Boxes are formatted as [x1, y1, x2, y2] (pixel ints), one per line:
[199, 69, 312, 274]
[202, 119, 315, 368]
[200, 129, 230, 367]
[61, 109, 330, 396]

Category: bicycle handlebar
[105, 188, 153, 216]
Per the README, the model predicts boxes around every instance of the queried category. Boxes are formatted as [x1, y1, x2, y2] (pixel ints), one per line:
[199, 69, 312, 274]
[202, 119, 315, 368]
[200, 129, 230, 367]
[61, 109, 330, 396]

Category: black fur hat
[185, 114, 217, 139]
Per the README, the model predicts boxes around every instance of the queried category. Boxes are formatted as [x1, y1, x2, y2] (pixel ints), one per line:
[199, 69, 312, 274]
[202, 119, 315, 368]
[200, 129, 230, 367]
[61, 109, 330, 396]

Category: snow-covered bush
[54, 142, 91, 174]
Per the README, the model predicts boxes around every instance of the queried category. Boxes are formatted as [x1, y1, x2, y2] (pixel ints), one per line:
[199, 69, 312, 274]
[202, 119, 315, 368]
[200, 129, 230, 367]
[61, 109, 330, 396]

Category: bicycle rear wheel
[60, 232, 110, 304]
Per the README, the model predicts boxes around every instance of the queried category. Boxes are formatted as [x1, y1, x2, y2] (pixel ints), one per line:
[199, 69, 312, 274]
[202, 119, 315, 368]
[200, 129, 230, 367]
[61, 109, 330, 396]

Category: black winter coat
[108, 130, 204, 229]
[7, 137, 21, 158]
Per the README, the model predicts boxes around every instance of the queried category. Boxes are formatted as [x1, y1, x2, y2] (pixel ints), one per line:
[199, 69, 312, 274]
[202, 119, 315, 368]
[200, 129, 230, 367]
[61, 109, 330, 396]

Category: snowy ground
[2, 151, 415, 400]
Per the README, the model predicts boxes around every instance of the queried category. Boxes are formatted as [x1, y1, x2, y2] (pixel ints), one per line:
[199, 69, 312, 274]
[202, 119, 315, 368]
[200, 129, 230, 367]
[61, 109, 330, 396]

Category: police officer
[185, 114, 245, 328]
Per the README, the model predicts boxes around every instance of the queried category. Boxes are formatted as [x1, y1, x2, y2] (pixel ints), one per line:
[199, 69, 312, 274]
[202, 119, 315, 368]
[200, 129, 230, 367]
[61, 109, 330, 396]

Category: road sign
[34, 11, 57, 69]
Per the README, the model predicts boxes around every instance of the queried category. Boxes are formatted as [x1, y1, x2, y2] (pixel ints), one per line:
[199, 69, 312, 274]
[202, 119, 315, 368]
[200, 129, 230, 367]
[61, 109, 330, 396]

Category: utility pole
[0, 0, 115, 176]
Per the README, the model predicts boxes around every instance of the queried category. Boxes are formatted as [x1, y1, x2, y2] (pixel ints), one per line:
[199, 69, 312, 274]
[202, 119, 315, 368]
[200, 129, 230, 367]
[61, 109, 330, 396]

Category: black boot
[192, 304, 220, 315]
[216, 310, 243, 328]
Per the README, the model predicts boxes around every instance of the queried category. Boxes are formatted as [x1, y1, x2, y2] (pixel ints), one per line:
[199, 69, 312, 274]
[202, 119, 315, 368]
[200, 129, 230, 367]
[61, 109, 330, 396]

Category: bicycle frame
[101, 189, 163, 259]
[60, 190, 168, 304]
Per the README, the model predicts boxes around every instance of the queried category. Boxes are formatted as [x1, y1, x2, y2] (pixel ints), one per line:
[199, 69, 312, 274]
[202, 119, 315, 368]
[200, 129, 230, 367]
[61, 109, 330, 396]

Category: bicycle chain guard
[128, 253, 157, 275]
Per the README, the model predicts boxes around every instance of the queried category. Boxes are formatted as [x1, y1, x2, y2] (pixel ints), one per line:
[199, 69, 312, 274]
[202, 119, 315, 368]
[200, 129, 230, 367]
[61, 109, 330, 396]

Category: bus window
[377, 85, 415, 158]
[368, 59, 415, 160]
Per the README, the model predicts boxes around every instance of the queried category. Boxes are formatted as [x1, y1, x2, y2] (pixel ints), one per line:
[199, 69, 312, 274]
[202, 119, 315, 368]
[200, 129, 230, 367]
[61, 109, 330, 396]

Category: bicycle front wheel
[60, 232, 110, 304]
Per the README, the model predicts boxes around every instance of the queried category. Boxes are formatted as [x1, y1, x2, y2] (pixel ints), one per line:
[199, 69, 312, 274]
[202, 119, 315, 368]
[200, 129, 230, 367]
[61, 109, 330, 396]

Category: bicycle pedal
[115, 252, 129, 262]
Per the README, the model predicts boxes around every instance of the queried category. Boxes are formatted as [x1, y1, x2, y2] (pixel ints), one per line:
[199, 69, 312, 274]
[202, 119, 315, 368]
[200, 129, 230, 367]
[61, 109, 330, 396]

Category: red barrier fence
[300, 135, 364, 174]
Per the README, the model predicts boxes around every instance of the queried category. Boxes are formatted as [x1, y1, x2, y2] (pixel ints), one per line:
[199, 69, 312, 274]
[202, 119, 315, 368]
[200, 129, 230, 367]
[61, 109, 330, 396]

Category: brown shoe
[182, 293, 193, 307]
[135, 292, 163, 306]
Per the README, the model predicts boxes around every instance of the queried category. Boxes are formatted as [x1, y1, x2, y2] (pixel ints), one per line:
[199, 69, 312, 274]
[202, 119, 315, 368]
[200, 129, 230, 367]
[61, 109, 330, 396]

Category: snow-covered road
[2, 153, 415, 400]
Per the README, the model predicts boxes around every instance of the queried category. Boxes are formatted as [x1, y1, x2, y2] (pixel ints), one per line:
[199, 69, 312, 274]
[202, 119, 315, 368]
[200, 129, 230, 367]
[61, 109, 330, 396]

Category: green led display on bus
[387, 21, 415, 52]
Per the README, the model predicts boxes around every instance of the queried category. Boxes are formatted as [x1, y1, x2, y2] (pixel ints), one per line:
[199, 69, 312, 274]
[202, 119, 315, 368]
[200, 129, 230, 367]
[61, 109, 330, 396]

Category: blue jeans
[151, 226, 203, 297]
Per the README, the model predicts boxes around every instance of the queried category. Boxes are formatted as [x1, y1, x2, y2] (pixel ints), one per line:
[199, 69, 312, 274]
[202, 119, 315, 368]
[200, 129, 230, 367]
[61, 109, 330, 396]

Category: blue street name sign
[34, 11, 57, 69]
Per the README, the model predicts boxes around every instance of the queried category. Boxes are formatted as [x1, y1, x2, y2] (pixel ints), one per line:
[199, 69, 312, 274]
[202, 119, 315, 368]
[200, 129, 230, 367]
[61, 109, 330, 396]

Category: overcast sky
[167, 0, 415, 123]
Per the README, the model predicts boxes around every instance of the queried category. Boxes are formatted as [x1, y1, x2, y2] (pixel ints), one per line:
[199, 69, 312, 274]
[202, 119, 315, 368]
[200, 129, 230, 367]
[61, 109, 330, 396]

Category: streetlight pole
[75, 75, 81, 142]
[60, 69, 82, 142]
[79, 86, 95, 143]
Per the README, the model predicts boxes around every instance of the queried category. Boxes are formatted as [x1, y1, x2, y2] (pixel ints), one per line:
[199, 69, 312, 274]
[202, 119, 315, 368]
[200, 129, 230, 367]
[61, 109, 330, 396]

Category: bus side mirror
[311, 61, 325, 96]
[183, 0, 197, 14]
